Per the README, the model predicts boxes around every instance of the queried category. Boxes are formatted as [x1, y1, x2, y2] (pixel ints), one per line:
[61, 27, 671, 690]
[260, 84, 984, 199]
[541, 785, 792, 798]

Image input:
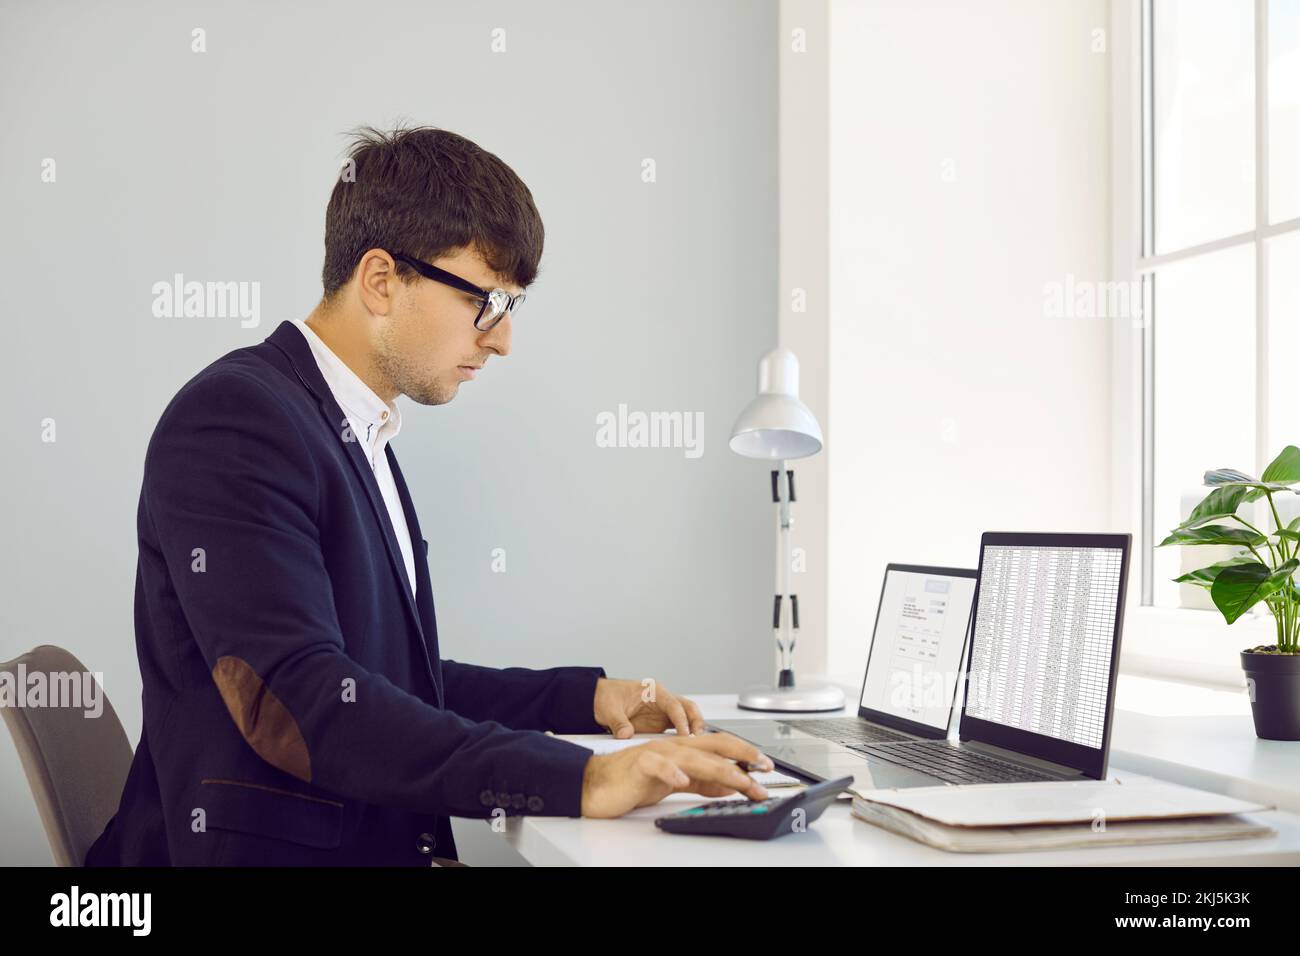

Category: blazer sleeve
[441, 660, 609, 734]
[142, 369, 593, 818]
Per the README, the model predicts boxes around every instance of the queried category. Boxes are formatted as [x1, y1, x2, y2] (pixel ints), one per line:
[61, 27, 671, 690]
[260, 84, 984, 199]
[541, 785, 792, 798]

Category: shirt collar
[291, 318, 402, 446]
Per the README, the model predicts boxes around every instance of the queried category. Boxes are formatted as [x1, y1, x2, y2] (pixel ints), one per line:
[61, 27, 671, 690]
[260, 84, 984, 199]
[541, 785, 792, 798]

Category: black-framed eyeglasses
[390, 252, 525, 331]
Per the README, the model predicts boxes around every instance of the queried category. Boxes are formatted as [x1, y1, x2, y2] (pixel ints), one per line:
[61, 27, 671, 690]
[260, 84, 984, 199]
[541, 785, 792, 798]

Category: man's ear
[356, 248, 400, 316]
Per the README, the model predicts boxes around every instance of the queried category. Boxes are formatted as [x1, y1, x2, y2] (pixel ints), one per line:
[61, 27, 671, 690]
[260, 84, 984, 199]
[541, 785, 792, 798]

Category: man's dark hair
[321, 125, 544, 299]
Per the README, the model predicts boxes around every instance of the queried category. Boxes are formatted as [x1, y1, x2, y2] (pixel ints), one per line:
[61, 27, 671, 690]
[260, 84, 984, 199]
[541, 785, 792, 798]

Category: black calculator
[653, 776, 854, 840]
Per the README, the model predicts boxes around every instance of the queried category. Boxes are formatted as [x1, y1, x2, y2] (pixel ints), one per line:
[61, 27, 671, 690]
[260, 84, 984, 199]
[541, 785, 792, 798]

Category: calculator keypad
[678, 799, 778, 817]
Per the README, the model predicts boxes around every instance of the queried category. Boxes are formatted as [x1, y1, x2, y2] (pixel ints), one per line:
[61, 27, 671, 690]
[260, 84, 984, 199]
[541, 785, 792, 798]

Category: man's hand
[580, 732, 774, 818]
[593, 677, 706, 738]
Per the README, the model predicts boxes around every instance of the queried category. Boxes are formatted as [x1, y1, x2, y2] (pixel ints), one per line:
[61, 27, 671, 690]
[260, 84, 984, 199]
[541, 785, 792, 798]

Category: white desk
[490, 681, 1300, 866]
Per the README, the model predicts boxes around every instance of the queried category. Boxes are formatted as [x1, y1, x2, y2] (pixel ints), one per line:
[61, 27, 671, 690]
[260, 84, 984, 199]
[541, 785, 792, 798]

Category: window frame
[1111, 0, 1300, 686]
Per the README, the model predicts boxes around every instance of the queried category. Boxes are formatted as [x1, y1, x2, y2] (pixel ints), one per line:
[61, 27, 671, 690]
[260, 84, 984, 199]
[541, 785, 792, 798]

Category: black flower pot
[1241, 647, 1300, 740]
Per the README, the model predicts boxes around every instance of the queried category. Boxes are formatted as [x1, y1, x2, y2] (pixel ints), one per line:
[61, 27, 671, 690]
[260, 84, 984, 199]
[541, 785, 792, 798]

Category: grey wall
[0, 0, 778, 864]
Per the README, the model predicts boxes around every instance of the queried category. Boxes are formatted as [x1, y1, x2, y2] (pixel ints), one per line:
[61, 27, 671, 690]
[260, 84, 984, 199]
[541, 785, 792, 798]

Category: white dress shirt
[291, 318, 417, 599]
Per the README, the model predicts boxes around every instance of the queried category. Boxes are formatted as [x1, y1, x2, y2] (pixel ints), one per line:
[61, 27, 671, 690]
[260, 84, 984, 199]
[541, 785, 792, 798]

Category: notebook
[850, 776, 1268, 826]
[849, 774, 1274, 852]
[850, 797, 1273, 852]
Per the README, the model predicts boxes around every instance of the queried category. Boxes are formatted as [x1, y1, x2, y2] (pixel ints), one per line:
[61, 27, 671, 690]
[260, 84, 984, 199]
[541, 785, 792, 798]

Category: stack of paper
[850, 778, 1274, 852]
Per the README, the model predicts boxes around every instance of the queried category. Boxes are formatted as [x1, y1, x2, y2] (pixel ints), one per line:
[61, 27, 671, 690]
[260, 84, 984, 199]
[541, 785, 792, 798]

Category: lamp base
[736, 683, 846, 713]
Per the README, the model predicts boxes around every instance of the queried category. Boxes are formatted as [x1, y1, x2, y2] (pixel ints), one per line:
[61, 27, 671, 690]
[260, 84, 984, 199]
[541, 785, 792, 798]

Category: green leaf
[1262, 446, 1300, 483]
[1177, 485, 1249, 530]
[1235, 446, 1300, 502]
[1276, 528, 1300, 542]
[1205, 468, 1258, 486]
[1159, 525, 1267, 548]
[1211, 558, 1300, 624]
[1201, 479, 1300, 502]
[1173, 555, 1258, 584]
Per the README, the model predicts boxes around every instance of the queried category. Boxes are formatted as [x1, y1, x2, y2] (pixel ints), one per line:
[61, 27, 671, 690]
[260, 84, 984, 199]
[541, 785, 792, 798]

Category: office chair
[0, 645, 132, 866]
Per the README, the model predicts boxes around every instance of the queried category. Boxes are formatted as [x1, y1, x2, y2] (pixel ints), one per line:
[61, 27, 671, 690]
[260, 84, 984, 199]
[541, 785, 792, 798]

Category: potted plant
[1160, 445, 1300, 739]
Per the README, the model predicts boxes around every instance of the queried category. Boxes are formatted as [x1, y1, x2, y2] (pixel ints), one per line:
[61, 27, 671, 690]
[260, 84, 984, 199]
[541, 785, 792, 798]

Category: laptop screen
[961, 533, 1131, 778]
[859, 567, 978, 733]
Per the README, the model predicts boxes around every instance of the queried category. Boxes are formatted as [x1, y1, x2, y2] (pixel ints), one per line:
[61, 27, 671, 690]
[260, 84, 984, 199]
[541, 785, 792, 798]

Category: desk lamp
[729, 348, 844, 712]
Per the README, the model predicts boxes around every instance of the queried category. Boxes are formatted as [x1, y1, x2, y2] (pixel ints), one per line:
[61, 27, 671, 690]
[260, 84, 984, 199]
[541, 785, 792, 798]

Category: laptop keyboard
[777, 718, 912, 746]
[776, 719, 1062, 784]
[848, 741, 1060, 784]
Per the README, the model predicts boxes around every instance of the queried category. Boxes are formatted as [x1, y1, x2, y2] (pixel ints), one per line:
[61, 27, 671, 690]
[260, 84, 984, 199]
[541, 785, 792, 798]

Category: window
[1119, 0, 1300, 682]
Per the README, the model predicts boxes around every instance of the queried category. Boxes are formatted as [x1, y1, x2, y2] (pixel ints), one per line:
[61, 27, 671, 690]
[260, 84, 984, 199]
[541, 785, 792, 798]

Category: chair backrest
[0, 645, 132, 866]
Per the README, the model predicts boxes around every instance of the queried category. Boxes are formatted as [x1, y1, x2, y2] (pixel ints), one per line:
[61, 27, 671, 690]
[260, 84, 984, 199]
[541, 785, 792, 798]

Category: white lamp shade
[728, 348, 824, 460]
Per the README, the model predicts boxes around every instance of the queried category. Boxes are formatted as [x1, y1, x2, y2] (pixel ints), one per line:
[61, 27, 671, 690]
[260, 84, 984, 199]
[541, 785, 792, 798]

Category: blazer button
[527, 796, 544, 812]
[510, 793, 526, 809]
[416, 832, 436, 854]
[479, 789, 496, 807]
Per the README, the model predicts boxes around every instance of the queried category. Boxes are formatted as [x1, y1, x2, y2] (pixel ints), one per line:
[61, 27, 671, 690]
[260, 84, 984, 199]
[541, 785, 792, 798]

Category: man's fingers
[663, 695, 692, 737]
[639, 750, 690, 790]
[661, 747, 770, 801]
[680, 696, 707, 736]
[671, 730, 773, 769]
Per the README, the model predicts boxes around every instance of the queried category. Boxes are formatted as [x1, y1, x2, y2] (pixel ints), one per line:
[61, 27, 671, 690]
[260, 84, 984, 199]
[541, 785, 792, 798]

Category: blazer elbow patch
[212, 655, 312, 783]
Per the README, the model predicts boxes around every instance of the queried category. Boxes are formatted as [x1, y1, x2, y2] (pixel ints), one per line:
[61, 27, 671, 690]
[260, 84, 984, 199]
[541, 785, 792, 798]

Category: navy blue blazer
[84, 320, 607, 866]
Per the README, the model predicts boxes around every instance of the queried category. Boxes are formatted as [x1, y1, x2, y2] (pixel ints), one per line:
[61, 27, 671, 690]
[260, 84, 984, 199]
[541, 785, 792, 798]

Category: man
[84, 125, 771, 867]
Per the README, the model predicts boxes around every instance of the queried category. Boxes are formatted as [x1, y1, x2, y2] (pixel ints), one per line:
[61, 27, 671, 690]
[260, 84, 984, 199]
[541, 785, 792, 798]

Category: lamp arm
[775, 460, 795, 681]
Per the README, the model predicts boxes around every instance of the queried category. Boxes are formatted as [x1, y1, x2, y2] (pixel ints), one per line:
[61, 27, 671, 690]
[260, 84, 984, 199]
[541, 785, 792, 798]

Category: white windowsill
[1122, 604, 1276, 688]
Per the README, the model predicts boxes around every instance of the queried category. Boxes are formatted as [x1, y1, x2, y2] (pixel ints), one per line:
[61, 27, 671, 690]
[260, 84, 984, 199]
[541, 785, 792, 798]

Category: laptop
[710, 532, 1132, 791]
